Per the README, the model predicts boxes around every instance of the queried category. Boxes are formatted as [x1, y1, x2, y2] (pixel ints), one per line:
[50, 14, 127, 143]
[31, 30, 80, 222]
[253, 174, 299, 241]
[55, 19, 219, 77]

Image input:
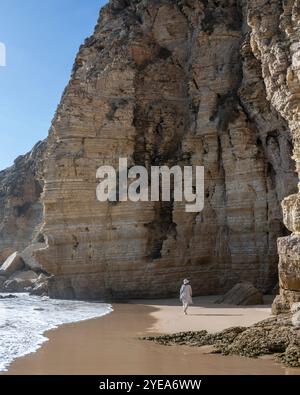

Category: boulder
[4, 270, 39, 292]
[30, 282, 48, 296]
[271, 295, 289, 315]
[30, 273, 49, 296]
[0, 275, 6, 290]
[20, 243, 45, 271]
[272, 289, 300, 314]
[0, 248, 15, 263]
[215, 282, 263, 306]
[292, 312, 300, 327]
[291, 304, 300, 327]
[291, 302, 300, 313]
[0, 252, 24, 277]
[36, 273, 49, 283]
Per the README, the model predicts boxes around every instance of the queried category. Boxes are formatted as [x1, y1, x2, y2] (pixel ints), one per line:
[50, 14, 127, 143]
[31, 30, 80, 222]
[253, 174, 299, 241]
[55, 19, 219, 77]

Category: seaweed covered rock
[142, 315, 300, 367]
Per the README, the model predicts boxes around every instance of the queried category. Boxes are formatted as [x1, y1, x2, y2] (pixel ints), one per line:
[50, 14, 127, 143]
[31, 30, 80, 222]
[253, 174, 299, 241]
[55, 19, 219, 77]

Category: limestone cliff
[0, 0, 298, 300]
[246, 0, 300, 312]
[34, 0, 297, 299]
[0, 141, 46, 261]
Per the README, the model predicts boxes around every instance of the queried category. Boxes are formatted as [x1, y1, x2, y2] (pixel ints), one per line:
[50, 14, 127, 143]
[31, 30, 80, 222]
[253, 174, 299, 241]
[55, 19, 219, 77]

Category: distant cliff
[0, 0, 299, 303]
[0, 141, 46, 261]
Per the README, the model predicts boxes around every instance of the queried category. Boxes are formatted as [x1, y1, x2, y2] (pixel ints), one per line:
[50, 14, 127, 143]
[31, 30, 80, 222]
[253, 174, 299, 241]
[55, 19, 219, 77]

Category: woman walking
[180, 279, 193, 315]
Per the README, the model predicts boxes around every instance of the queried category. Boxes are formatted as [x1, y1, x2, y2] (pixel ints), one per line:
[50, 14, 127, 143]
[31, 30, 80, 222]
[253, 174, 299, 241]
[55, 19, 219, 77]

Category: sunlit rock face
[245, 0, 300, 313]
[0, 0, 298, 300]
[31, 0, 297, 300]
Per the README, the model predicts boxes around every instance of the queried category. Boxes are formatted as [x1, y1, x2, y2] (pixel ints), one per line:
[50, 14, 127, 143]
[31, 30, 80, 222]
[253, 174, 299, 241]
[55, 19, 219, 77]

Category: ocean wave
[0, 293, 112, 371]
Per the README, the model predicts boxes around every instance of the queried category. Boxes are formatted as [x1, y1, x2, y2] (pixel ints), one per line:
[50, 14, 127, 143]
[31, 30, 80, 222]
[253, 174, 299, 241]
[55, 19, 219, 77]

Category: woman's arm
[179, 285, 184, 299]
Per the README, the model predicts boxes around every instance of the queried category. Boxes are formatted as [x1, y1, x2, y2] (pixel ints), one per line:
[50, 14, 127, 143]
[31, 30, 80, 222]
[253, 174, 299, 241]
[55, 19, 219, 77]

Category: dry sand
[148, 296, 274, 333]
[4, 296, 300, 375]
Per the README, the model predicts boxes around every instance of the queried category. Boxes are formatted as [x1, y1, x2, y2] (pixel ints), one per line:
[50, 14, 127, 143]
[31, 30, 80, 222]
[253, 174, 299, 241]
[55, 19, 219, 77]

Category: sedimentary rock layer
[27, 0, 296, 299]
[0, 141, 46, 261]
[245, 0, 300, 312]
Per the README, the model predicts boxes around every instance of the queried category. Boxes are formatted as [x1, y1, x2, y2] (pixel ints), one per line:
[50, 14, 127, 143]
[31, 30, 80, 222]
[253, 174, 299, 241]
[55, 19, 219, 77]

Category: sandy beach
[4, 296, 300, 375]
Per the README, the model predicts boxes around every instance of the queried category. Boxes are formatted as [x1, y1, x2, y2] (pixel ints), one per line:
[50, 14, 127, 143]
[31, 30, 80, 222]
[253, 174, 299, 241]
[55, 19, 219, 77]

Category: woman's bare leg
[183, 302, 188, 315]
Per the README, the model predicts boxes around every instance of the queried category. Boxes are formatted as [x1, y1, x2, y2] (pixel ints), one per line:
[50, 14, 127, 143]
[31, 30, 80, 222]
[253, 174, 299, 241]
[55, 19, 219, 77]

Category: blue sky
[0, 0, 107, 170]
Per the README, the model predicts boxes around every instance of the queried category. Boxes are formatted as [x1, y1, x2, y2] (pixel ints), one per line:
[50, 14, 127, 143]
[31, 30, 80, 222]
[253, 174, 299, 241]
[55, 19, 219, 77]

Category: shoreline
[4, 296, 300, 375]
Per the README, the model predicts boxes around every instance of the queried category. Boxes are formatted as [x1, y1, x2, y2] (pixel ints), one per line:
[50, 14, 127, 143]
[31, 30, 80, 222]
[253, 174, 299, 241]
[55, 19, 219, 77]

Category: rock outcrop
[244, 0, 300, 312]
[0, 276, 6, 289]
[0, 252, 24, 277]
[291, 303, 300, 327]
[30, 273, 49, 296]
[0, 141, 46, 260]
[143, 313, 300, 367]
[0, 1, 299, 300]
[0, 254, 50, 294]
[3, 270, 39, 292]
[215, 282, 263, 305]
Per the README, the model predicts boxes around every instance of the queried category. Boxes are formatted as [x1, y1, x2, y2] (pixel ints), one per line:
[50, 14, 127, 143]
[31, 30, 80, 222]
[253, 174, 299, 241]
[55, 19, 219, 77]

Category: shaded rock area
[215, 282, 263, 305]
[30, 273, 49, 296]
[0, 276, 6, 289]
[0, 252, 24, 277]
[4, 270, 39, 292]
[0, 141, 46, 254]
[142, 314, 300, 367]
[20, 243, 45, 271]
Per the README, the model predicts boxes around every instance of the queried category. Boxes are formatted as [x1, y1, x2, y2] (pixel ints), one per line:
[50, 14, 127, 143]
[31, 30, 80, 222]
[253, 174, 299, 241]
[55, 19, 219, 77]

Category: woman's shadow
[188, 313, 243, 317]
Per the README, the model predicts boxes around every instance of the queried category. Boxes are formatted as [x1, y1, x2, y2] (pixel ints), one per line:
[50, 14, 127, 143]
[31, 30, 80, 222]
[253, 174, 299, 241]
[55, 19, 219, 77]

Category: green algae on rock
[142, 315, 300, 367]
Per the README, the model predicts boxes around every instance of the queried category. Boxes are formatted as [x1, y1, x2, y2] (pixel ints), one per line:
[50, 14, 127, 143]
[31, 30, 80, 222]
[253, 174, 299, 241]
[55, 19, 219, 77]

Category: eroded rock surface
[245, 0, 300, 312]
[143, 314, 300, 367]
[0, 141, 46, 261]
[215, 282, 263, 305]
[32, 0, 296, 299]
[0, 252, 24, 277]
[3, 270, 39, 292]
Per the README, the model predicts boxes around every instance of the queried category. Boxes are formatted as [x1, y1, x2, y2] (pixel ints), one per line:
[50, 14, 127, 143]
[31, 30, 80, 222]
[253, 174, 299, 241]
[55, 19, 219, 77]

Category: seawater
[0, 293, 112, 371]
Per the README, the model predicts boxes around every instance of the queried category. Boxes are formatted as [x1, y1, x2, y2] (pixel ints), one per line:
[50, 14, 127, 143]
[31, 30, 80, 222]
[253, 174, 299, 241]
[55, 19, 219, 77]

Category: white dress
[180, 284, 193, 305]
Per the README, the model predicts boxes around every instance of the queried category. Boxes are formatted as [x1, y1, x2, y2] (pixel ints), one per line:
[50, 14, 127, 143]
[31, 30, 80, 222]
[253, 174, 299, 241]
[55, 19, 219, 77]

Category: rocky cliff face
[0, 0, 298, 301]
[32, 0, 296, 299]
[0, 141, 46, 261]
[246, 0, 300, 312]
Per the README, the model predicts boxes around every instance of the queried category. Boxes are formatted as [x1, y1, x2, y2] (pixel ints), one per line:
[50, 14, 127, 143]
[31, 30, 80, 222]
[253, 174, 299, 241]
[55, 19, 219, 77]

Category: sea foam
[0, 293, 112, 371]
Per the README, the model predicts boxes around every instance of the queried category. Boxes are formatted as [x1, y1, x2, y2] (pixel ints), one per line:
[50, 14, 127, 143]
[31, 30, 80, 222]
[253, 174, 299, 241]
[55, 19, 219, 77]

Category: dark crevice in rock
[145, 200, 177, 260]
[201, 1, 242, 35]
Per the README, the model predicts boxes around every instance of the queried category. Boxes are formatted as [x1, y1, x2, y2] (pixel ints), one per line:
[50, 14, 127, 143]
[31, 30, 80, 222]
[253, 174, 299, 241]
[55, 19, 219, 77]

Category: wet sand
[5, 296, 300, 375]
